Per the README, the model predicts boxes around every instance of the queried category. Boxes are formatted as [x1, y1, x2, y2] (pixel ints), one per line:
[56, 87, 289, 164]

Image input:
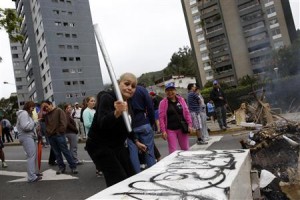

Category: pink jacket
[158, 95, 192, 133]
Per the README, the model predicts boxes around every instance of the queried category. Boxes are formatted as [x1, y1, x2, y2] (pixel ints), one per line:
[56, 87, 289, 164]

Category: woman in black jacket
[85, 73, 146, 187]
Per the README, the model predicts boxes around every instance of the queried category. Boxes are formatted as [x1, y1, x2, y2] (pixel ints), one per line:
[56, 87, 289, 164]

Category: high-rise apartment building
[181, 0, 296, 86]
[10, 0, 103, 107]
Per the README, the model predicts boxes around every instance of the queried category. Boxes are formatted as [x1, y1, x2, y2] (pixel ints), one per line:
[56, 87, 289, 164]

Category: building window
[11, 46, 17, 50]
[77, 68, 82, 73]
[55, 21, 62, 26]
[70, 69, 76, 73]
[59, 45, 65, 49]
[63, 22, 68, 27]
[60, 57, 67, 61]
[74, 45, 79, 49]
[69, 23, 75, 27]
[65, 33, 70, 38]
[69, 57, 74, 61]
[57, 33, 63, 37]
[73, 81, 78, 85]
[64, 81, 71, 86]
[53, 10, 59, 14]
[12, 54, 19, 58]
[80, 81, 85, 85]
[75, 57, 80, 61]
[17, 85, 23, 90]
[62, 69, 69, 73]
[13, 61, 20, 66]
[44, 86, 48, 94]
[66, 0, 72, 5]
[274, 41, 284, 49]
[266, 6, 276, 15]
[67, 45, 72, 49]
[72, 34, 77, 38]
[271, 28, 281, 36]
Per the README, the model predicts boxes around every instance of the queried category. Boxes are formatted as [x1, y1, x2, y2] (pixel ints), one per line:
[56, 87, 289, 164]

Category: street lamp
[3, 81, 15, 85]
[273, 67, 279, 79]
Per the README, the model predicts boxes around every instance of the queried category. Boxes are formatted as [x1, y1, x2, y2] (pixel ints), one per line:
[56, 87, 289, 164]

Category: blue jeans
[48, 134, 76, 169]
[128, 124, 156, 173]
[215, 106, 227, 129]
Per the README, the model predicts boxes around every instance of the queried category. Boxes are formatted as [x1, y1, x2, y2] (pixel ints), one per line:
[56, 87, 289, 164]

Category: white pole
[93, 24, 132, 132]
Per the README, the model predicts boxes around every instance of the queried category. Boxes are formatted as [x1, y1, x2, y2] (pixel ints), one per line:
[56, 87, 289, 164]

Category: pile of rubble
[235, 96, 300, 199]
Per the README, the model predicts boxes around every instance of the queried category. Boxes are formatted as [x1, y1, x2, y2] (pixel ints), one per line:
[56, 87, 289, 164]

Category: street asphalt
[0, 120, 248, 200]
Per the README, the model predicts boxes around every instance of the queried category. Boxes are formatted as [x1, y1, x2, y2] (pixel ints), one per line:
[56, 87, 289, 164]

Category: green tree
[270, 30, 300, 77]
[164, 46, 197, 76]
[138, 46, 197, 86]
[0, 8, 23, 61]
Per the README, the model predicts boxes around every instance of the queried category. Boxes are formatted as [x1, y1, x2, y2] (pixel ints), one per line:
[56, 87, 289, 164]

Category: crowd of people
[0, 73, 229, 187]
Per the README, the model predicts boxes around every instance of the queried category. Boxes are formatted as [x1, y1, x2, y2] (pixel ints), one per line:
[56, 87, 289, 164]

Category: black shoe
[197, 140, 208, 145]
[71, 168, 78, 174]
[56, 168, 66, 175]
[48, 161, 58, 166]
[35, 173, 43, 177]
[30, 176, 42, 183]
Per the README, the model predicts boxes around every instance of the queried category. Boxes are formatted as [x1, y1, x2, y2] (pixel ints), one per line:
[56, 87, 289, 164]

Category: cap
[75, 102, 79, 105]
[149, 91, 156, 96]
[165, 82, 175, 90]
[213, 80, 218, 85]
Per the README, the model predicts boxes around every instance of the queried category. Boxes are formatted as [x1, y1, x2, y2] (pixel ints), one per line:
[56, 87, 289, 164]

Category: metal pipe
[93, 24, 132, 132]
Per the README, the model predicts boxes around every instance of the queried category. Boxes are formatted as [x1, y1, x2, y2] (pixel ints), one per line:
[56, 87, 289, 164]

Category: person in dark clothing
[1, 117, 13, 143]
[149, 91, 162, 133]
[85, 73, 146, 187]
[127, 85, 156, 173]
[39, 100, 78, 175]
[210, 80, 229, 130]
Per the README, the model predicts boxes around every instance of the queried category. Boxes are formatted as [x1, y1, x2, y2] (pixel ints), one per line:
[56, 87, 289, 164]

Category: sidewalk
[4, 120, 245, 146]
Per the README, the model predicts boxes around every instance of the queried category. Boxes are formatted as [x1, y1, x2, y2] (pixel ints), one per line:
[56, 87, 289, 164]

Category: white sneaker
[2, 162, 8, 168]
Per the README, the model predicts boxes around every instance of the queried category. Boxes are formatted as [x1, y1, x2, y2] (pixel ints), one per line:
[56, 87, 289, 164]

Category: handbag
[170, 102, 189, 134]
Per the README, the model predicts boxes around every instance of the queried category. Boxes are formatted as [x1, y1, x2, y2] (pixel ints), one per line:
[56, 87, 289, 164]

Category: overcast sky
[0, 0, 299, 99]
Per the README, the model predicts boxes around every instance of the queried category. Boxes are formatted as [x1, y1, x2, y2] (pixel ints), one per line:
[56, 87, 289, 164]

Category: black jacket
[88, 91, 136, 149]
[210, 87, 227, 108]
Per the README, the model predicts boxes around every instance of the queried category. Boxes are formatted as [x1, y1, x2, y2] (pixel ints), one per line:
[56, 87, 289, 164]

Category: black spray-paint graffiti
[113, 150, 246, 200]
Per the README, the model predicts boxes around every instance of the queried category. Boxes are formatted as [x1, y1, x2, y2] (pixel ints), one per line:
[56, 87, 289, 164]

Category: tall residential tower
[10, 0, 103, 107]
[182, 0, 296, 86]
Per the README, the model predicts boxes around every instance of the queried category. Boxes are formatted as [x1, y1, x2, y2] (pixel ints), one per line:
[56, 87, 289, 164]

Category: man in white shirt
[71, 102, 85, 140]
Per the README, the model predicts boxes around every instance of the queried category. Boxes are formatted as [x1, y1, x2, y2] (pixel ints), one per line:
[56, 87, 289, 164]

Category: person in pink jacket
[158, 82, 193, 154]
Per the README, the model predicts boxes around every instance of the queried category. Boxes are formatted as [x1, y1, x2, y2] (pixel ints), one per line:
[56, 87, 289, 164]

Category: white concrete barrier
[88, 149, 252, 200]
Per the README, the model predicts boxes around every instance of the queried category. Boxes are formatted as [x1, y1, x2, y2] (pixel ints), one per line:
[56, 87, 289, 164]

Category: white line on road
[0, 169, 79, 183]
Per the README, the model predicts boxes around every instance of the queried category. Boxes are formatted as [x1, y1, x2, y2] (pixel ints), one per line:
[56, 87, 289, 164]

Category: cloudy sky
[0, 0, 299, 99]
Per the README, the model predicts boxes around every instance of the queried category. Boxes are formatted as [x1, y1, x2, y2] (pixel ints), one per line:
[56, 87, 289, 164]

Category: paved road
[0, 128, 248, 200]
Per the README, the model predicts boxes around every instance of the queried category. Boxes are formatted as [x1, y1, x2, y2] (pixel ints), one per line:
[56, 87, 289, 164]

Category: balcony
[199, 0, 218, 9]
[247, 37, 270, 49]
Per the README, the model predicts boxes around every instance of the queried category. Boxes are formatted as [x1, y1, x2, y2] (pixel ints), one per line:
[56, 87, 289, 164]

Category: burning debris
[234, 88, 300, 199]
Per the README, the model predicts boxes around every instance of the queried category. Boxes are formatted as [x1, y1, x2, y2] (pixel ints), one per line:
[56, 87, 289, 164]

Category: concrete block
[88, 149, 252, 200]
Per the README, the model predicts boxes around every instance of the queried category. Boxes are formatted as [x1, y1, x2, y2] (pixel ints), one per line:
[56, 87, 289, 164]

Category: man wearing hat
[210, 80, 229, 131]
[187, 83, 208, 145]
[71, 102, 85, 140]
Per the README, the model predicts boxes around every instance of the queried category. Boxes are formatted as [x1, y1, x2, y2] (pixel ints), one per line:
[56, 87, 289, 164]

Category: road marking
[0, 169, 79, 182]
[5, 159, 93, 163]
[189, 135, 223, 151]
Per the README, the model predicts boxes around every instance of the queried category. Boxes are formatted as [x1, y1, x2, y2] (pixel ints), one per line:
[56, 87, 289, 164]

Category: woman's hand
[114, 101, 128, 118]
[135, 140, 147, 152]
[162, 132, 167, 140]
[188, 126, 194, 133]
